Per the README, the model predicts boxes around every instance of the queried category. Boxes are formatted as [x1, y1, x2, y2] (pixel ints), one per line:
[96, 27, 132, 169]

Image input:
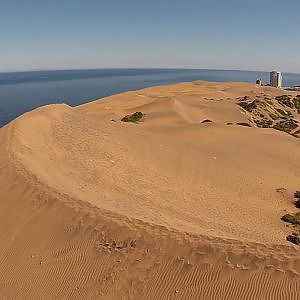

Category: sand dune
[0, 81, 299, 299]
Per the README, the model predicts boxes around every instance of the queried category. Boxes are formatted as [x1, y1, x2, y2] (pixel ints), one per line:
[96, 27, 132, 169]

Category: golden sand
[0, 81, 299, 299]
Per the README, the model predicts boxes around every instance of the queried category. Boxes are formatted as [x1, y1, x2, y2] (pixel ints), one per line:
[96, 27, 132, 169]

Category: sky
[0, 0, 299, 73]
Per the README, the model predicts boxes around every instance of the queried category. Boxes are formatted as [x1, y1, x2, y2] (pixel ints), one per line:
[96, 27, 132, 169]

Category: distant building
[270, 71, 283, 88]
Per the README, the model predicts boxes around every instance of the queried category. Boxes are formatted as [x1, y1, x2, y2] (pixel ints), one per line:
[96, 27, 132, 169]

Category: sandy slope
[0, 81, 299, 299]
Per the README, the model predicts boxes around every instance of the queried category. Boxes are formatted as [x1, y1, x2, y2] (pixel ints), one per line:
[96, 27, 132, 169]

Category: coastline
[1, 69, 300, 128]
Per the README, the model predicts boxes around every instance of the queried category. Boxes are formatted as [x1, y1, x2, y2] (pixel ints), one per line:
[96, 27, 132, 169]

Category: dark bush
[254, 119, 273, 128]
[295, 191, 300, 208]
[275, 95, 294, 108]
[238, 101, 257, 112]
[236, 122, 252, 127]
[293, 95, 300, 113]
[269, 113, 279, 120]
[286, 234, 300, 245]
[273, 120, 298, 133]
[121, 112, 144, 123]
[276, 108, 292, 118]
[281, 213, 300, 225]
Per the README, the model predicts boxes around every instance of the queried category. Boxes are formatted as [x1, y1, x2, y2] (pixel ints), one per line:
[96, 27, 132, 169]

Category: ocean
[0, 68, 300, 127]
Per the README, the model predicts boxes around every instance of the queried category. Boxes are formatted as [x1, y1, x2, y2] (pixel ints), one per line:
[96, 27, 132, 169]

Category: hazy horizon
[1, 67, 300, 76]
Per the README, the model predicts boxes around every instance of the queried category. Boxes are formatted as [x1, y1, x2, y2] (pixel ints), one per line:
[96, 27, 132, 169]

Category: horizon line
[1, 67, 300, 75]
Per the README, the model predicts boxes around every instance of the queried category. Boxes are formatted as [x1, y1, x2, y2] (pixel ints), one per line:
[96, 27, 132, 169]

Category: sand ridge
[0, 81, 299, 299]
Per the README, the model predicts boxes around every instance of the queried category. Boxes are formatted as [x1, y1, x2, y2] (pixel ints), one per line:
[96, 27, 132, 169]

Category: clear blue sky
[0, 0, 299, 73]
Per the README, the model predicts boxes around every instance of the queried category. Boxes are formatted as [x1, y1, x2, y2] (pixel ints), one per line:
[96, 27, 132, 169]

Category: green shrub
[121, 112, 144, 123]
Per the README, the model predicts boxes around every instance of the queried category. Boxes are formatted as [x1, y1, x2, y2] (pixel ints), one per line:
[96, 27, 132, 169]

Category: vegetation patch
[293, 95, 300, 113]
[121, 112, 144, 123]
[281, 213, 300, 225]
[237, 96, 250, 101]
[276, 108, 293, 118]
[269, 113, 279, 120]
[254, 119, 273, 128]
[273, 119, 298, 133]
[236, 122, 252, 127]
[275, 95, 300, 114]
[281, 190, 300, 245]
[235, 95, 299, 138]
[238, 101, 257, 112]
[275, 95, 293, 108]
[295, 191, 300, 208]
[286, 234, 300, 245]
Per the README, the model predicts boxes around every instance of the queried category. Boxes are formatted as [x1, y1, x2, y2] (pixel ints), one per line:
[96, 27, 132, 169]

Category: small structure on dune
[256, 79, 263, 86]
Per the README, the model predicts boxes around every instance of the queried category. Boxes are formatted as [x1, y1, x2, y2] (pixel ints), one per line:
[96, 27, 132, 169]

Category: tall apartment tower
[270, 71, 283, 88]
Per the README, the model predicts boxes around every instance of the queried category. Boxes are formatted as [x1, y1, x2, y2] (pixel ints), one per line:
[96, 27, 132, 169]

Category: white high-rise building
[270, 71, 283, 88]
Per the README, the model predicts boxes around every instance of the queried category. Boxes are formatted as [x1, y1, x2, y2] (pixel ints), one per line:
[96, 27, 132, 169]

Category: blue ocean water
[0, 68, 300, 127]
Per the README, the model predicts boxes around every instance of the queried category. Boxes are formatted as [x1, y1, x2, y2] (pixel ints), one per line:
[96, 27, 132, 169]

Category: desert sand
[0, 81, 299, 299]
